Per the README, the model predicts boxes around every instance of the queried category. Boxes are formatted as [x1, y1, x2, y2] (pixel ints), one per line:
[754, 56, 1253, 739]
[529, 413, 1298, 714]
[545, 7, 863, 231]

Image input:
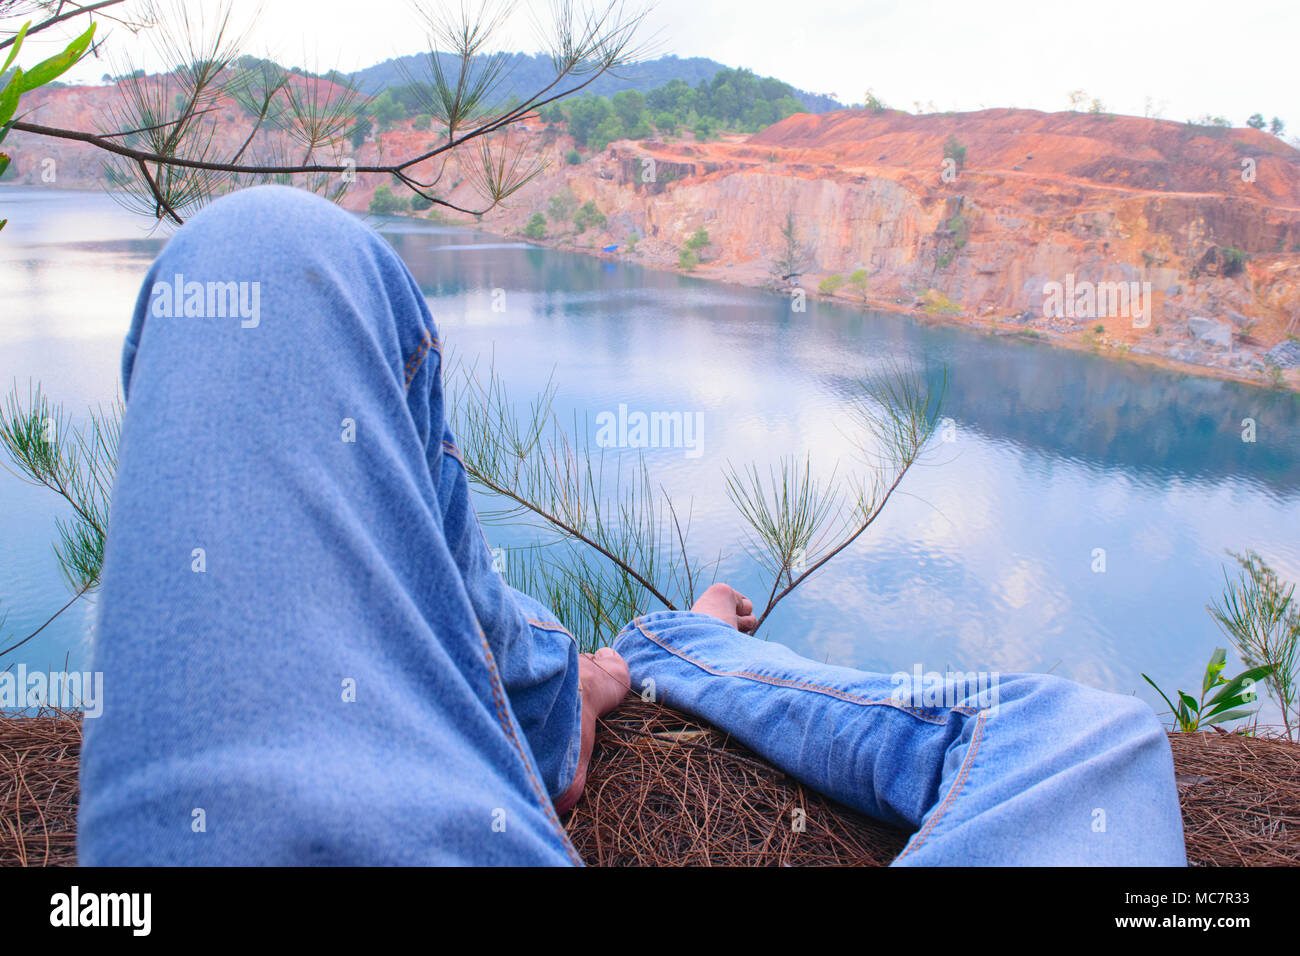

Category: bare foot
[554, 647, 629, 814]
[690, 582, 758, 633]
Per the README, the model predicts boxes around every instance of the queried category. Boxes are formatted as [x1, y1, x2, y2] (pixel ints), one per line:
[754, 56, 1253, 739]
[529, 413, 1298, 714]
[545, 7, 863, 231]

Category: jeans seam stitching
[441, 439, 464, 469]
[631, 619, 971, 724]
[896, 709, 988, 860]
[403, 332, 440, 389]
[476, 629, 582, 865]
[527, 618, 574, 639]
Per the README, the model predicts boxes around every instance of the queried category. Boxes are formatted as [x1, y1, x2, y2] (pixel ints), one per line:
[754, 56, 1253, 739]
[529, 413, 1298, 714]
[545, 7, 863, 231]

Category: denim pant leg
[614, 612, 1186, 866]
[78, 185, 582, 865]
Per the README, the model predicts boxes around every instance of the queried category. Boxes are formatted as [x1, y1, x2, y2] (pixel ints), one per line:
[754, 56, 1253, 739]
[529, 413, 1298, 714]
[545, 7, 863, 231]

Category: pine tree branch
[0, 583, 90, 659]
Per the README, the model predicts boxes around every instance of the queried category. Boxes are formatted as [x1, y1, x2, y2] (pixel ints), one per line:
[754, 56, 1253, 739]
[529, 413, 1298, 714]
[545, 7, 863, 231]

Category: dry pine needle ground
[2, 701, 1297, 866]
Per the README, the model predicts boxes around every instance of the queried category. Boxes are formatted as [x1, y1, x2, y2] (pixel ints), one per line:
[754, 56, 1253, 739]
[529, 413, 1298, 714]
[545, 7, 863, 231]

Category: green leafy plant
[1143, 648, 1272, 733]
[0, 17, 98, 231]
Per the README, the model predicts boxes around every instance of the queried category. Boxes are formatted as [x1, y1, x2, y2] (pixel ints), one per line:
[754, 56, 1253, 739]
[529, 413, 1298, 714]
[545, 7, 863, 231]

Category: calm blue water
[3, 186, 1299, 727]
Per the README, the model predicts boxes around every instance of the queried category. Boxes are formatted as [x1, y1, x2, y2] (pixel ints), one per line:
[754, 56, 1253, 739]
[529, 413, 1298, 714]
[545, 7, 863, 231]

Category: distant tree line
[535, 67, 807, 151]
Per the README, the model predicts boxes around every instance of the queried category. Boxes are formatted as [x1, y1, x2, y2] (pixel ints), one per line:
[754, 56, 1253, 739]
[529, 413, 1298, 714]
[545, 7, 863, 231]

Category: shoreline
[6, 182, 1293, 394]
[471, 221, 1300, 394]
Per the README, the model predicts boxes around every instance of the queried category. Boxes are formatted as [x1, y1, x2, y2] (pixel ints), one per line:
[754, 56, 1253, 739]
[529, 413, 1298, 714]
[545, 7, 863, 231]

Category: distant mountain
[346, 52, 842, 113]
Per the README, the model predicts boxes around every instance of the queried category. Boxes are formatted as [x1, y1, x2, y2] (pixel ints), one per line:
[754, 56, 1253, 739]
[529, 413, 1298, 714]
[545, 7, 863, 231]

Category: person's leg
[613, 590, 1186, 866]
[79, 184, 589, 864]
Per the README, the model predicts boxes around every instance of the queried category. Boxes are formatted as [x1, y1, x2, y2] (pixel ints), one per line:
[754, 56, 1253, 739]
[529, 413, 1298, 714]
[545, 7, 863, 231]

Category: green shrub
[524, 213, 547, 240]
[923, 290, 961, 315]
[947, 212, 969, 248]
[1221, 247, 1250, 278]
[565, 149, 582, 165]
[573, 200, 607, 234]
[847, 269, 869, 301]
[819, 274, 845, 295]
[349, 116, 373, 148]
[369, 185, 407, 215]
[943, 136, 967, 171]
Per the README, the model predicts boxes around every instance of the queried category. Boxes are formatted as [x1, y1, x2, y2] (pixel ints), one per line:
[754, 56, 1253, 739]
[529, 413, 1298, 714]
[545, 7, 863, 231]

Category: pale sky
[21, 0, 1300, 128]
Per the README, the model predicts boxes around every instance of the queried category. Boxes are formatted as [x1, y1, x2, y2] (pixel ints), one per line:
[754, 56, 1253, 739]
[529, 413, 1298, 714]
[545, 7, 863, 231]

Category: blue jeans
[79, 186, 1186, 866]
[613, 616, 1186, 865]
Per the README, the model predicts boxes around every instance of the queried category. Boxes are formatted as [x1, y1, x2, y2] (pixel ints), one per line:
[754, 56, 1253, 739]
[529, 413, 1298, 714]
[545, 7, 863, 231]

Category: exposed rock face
[1266, 340, 1300, 368]
[473, 108, 1300, 385]
[6, 88, 1299, 385]
[1187, 317, 1233, 348]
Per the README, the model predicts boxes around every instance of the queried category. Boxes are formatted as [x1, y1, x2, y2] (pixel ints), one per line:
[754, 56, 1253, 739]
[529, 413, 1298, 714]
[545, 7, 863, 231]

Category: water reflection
[1, 190, 1297, 731]
[383, 221, 1300, 725]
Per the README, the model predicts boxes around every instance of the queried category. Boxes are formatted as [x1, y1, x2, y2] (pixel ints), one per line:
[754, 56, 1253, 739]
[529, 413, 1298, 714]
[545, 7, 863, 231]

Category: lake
[3, 185, 1299, 726]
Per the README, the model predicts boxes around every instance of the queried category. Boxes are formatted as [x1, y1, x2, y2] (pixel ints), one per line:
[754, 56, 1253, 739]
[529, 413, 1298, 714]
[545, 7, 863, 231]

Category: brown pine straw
[0, 709, 81, 868]
[565, 698, 910, 865]
[2, 701, 1297, 866]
